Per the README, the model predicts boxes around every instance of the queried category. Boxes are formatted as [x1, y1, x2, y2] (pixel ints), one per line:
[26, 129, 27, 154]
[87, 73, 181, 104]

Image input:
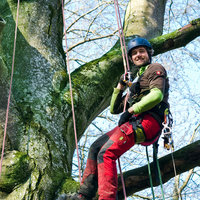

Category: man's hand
[119, 74, 128, 86]
[118, 110, 132, 126]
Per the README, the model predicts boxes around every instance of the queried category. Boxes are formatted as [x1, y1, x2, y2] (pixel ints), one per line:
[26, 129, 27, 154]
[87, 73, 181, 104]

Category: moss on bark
[0, 151, 34, 193]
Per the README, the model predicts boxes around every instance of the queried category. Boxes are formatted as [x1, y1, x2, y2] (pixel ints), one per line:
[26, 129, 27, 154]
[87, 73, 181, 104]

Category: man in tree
[65, 37, 170, 200]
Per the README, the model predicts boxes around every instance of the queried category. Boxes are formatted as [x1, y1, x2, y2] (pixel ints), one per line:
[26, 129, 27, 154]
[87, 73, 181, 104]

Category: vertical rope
[171, 147, 181, 199]
[113, 0, 131, 199]
[117, 158, 127, 200]
[114, 0, 130, 73]
[146, 147, 156, 200]
[0, 0, 20, 177]
[114, 0, 130, 72]
[153, 143, 165, 200]
[61, 0, 82, 182]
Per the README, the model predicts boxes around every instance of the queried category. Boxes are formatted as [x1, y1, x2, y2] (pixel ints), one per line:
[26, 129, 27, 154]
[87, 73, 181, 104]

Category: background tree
[0, 0, 199, 200]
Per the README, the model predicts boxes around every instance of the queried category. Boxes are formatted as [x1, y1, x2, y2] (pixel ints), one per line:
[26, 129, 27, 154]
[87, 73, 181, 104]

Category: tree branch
[67, 30, 118, 52]
[117, 140, 200, 198]
[65, 2, 108, 32]
[150, 18, 200, 55]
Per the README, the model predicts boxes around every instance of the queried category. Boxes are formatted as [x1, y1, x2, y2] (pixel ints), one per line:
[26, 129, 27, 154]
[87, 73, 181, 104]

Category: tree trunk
[0, 0, 200, 199]
[0, 0, 69, 199]
[124, 0, 167, 39]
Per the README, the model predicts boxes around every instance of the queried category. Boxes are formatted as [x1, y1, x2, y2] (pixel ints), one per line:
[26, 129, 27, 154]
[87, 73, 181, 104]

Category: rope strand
[114, 0, 130, 72]
[114, 0, 130, 74]
[113, 0, 131, 199]
[61, 0, 82, 183]
[0, 0, 20, 177]
[171, 148, 181, 199]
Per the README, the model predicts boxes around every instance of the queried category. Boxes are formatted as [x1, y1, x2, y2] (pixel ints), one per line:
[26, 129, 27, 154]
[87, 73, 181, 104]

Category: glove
[119, 74, 128, 86]
[118, 110, 132, 126]
[119, 72, 133, 86]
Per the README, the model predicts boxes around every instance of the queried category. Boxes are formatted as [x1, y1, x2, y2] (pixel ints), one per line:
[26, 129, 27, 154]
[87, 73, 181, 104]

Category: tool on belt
[162, 108, 174, 150]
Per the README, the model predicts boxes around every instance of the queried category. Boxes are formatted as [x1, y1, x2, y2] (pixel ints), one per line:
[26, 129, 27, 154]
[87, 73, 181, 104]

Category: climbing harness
[61, 0, 82, 182]
[0, 0, 20, 178]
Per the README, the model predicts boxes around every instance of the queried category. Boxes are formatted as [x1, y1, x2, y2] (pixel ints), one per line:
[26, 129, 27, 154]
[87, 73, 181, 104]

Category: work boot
[57, 193, 90, 200]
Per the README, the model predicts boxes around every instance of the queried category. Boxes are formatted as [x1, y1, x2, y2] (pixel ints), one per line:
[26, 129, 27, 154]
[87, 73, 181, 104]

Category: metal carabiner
[162, 111, 174, 150]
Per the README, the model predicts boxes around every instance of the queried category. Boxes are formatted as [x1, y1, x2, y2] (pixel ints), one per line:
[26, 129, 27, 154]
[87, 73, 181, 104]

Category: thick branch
[117, 140, 200, 198]
[150, 18, 200, 55]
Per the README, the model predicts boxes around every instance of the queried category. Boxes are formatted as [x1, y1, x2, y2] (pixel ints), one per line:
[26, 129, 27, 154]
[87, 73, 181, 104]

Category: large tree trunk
[0, 0, 68, 199]
[124, 0, 167, 39]
[0, 0, 200, 199]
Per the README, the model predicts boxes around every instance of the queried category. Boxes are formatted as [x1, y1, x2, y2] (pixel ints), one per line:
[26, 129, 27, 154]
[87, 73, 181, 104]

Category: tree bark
[124, 0, 167, 39]
[0, 16, 6, 36]
[0, 0, 68, 199]
[151, 18, 200, 55]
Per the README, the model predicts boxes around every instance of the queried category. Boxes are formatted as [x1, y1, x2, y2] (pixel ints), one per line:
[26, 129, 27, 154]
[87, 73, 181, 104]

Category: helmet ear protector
[127, 37, 154, 63]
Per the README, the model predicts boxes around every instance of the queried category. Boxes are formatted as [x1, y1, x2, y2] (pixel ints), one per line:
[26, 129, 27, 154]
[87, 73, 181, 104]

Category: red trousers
[79, 113, 161, 200]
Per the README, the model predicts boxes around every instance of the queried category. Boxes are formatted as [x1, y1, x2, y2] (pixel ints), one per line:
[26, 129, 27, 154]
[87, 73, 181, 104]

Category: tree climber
[65, 37, 170, 200]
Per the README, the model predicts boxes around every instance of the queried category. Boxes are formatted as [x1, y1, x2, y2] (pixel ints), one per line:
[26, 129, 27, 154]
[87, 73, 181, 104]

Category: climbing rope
[146, 144, 165, 200]
[113, 0, 131, 199]
[162, 111, 181, 199]
[146, 110, 179, 200]
[146, 146, 156, 200]
[61, 0, 82, 182]
[0, 0, 20, 178]
[154, 143, 165, 200]
[170, 148, 181, 199]
[162, 110, 179, 193]
[114, 0, 130, 74]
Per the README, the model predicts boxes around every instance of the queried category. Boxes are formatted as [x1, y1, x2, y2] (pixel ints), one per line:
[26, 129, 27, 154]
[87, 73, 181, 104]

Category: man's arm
[128, 87, 163, 114]
[110, 83, 127, 114]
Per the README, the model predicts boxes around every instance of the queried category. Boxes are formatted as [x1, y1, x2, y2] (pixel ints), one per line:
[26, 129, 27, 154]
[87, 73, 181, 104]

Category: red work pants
[79, 113, 161, 200]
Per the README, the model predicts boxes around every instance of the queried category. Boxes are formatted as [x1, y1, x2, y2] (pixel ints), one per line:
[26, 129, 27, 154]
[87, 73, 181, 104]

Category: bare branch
[67, 30, 118, 52]
[179, 169, 194, 193]
[84, 5, 110, 40]
[64, 2, 108, 32]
